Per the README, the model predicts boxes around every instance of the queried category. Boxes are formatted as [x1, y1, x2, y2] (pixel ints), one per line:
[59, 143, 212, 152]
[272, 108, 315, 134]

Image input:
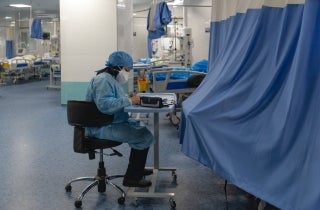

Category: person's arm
[93, 75, 139, 114]
[129, 94, 140, 105]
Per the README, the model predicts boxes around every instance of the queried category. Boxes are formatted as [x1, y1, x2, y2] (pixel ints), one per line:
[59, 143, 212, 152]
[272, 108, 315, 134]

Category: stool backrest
[67, 100, 114, 127]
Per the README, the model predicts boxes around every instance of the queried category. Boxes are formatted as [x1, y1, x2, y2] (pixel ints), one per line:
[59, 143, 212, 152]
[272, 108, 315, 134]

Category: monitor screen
[16, 48, 26, 55]
[43, 32, 50, 40]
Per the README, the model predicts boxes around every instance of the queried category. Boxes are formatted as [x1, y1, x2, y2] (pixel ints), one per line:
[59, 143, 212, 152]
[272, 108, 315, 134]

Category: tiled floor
[0, 80, 252, 210]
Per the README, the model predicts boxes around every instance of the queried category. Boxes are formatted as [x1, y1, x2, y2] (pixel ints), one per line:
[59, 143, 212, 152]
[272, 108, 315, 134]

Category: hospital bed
[2, 55, 48, 84]
[149, 67, 206, 126]
[6, 58, 33, 84]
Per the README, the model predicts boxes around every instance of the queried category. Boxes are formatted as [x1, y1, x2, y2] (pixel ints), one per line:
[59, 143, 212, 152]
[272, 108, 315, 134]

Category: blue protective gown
[147, 2, 172, 57]
[85, 72, 153, 150]
[30, 18, 43, 39]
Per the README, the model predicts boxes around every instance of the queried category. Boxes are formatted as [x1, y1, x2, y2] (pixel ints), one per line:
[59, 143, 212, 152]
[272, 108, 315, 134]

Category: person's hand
[130, 94, 140, 105]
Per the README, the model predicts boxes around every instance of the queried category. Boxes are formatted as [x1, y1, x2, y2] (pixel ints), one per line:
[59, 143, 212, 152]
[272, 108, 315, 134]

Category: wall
[117, 0, 133, 54]
[60, 0, 117, 104]
[132, 16, 149, 60]
[117, 0, 134, 93]
[186, 5, 211, 62]
[0, 27, 5, 58]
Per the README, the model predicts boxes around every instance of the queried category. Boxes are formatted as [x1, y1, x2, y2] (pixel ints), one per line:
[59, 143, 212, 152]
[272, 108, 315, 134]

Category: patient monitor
[16, 48, 26, 56]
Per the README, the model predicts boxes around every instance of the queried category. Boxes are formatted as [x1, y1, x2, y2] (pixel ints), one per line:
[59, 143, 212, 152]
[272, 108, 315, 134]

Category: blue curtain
[6, 40, 14, 59]
[30, 18, 43, 39]
[180, 1, 320, 209]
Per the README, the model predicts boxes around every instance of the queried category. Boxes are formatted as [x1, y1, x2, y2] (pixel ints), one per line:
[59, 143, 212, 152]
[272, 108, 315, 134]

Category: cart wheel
[169, 197, 176, 209]
[65, 185, 72, 192]
[170, 115, 180, 126]
[132, 198, 140, 207]
[75, 200, 82, 208]
[118, 197, 125, 205]
[171, 171, 177, 183]
[173, 174, 177, 183]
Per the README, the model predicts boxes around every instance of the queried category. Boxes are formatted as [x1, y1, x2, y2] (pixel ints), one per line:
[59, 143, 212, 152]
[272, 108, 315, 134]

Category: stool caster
[118, 196, 125, 204]
[75, 200, 82, 208]
[169, 197, 176, 209]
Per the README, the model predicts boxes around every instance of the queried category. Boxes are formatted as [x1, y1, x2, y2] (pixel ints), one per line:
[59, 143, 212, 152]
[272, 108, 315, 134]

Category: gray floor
[0, 80, 250, 210]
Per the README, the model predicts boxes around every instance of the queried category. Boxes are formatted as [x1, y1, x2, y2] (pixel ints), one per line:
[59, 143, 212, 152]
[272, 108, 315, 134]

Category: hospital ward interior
[0, 0, 319, 210]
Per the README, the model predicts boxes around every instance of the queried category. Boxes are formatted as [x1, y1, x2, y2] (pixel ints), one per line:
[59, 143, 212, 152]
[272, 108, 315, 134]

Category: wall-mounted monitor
[16, 48, 26, 56]
[43, 32, 51, 40]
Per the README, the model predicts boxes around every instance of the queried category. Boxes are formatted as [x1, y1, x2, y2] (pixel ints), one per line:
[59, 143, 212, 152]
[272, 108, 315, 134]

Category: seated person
[85, 51, 154, 188]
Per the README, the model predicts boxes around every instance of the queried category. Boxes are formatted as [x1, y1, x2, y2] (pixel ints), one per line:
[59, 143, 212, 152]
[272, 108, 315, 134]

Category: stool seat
[85, 137, 122, 150]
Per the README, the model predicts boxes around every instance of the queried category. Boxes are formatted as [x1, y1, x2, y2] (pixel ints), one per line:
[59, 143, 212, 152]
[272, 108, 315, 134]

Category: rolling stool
[65, 100, 126, 208]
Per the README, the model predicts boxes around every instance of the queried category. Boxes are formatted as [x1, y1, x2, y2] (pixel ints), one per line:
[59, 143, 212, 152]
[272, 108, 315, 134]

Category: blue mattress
[149, 68, 194, 89]
[16, 63, 28, 68]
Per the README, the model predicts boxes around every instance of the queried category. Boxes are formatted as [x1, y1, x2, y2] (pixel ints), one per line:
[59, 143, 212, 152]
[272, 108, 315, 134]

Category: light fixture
[117, 0, 126, 8]
[167, 0, 184, 6]
[117, 3, 126, 8]
[9, 4, 31, 8]
[5, 16, 12, 19]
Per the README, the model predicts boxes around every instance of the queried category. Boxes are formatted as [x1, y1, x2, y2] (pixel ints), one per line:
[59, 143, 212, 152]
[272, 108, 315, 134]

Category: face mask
[116, 69, 129, 84]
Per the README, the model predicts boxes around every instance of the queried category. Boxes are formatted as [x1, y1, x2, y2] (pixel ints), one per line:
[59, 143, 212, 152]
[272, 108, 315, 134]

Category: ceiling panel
[0, 0, 198, 27]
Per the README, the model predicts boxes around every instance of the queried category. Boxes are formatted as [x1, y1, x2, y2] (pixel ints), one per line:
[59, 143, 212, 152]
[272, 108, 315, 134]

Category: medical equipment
[32, 60, 44, 80]
[140, 96, 164, 108]
[16, 48, 26, 56]
[47, 63, 61, 89]
[140, 93, 176, 108]
[179, 28, 193, 67]
[149, 16, 193, 66]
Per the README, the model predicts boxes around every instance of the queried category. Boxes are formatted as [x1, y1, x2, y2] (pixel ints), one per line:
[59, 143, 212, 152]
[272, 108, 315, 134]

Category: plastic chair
[65, 100, 126, 208]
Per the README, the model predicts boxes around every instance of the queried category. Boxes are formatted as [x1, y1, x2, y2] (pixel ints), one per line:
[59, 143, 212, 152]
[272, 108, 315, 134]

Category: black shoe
[143, 169, 153, 176]
[123, 179, 152, 187]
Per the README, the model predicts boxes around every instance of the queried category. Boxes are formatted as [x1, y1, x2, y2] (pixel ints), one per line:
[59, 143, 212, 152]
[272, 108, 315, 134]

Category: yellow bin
[2, 62, 9, 70]
[137, 78, 148, 92]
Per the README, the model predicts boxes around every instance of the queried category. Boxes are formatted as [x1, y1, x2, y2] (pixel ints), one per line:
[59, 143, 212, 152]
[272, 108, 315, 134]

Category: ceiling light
[167, 0, 184, 6]
[5, 16, 12, 19]
[117, 0, 126, 8]
[9, 4, 31, 8]
[117, 3, 126, 8]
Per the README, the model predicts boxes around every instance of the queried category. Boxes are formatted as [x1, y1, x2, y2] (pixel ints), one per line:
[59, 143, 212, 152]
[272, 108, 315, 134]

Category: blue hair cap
[105, 51, 133, 69]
